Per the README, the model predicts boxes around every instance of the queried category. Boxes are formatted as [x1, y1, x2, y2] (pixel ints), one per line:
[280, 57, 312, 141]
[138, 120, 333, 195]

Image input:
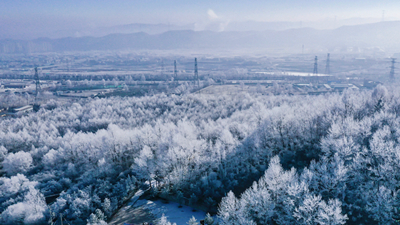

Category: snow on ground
[108, 189, 156, 225]
[256, 71, 330, 77]
[136, 199, 206, 225]
[109, 188, 211, 225]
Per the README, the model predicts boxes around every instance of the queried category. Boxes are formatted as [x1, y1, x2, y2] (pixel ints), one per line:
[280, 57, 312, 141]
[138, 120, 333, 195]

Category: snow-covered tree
[187, 216, 199, 225]
[3, 151, 33, 175]
[0, 186, 47, 225]
[159, 214, 177, 225]
[218, 191, 239, 224]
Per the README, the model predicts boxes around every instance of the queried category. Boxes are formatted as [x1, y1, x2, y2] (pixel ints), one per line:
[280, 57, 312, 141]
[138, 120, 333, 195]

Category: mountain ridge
[1, 21, 400, 54]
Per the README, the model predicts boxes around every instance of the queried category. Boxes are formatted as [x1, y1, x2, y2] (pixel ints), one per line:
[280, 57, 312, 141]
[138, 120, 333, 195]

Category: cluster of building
[0, 105, 34, 117]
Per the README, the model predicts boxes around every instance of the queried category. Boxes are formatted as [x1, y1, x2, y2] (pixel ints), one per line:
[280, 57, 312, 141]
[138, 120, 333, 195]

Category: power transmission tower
[194, 58, 199, 86]
[34, 67, 41, 99]
[33, 67, 41, 111]
[66, 58, 70, 72]
[161, 60, 164, 76]
[313, 56, 318, 75]
[174, 60, 178, 80]
[390, 58, 396, 80]
[325, 53, 330, 75]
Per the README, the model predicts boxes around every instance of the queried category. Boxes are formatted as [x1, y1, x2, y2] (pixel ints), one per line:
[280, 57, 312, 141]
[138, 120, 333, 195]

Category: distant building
[6, 105, 33, 117]
[331, 84, 350, 91]
[323, 84, 331, 89]
[330, 83, 358, 91]
[4, 83, 26, 89]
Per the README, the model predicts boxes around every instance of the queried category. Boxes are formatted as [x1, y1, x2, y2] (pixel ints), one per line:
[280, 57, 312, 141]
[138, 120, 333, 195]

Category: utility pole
[313, 56, 318, 75]
[390, 58, 396, 80]
[194, 58, 199, 86]
[325, 53, 331, 75]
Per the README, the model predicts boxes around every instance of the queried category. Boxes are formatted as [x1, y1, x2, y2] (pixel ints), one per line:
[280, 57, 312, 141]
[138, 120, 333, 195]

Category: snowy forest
[2, 85, 400, 224]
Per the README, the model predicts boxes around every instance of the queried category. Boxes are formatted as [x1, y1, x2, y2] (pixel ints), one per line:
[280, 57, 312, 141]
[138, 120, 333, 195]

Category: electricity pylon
[194, 58, 199, 86]
[390, 58, 396, 80]
[34, 67, 41, 100]
[325, 53, 330, 75]
[313, 56, 318, 75]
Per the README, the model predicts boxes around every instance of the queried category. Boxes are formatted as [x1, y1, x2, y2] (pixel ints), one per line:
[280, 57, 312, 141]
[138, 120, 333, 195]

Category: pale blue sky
[1, 0, 400, 39]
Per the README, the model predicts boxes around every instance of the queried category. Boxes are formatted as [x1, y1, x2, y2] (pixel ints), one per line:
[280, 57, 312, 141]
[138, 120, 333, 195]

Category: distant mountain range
[1, 21, 400, 54]
[49, 23, 196, 38]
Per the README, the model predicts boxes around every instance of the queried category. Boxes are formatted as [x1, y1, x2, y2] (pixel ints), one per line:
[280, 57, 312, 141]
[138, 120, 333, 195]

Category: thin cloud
[208, 9, 219, 20]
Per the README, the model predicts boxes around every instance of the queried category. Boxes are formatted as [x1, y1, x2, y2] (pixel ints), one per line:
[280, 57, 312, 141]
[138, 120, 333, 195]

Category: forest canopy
[1, 85, 400, 224]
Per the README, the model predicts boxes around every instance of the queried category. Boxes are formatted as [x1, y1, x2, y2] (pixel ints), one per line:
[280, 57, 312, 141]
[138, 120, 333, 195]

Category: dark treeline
[1, 85, 400, 224]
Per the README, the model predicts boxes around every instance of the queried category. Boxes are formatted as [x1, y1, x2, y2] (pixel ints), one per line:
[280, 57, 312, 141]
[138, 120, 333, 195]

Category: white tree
[87, 209, 107, 225]
[102, 198, 112, 218]
[23, 186, 48, 224]
[365, 186, 396, 224]
[371, 85, 388, 112]
[0, 186, 47, 225]
[159, 214, 177, 225]
[308, 155, 348, 201]
[3, 151, 33, 175]
[294, 194, 347, 225]
[204, 213, 214, 225]
[294, 194, 323, 225]
[218, 191, 240, 225]
[317, 199, 348, 225]
[239, 181, 275, 224]
[66, 80, 72, 88]
[187, 216, 199, 225]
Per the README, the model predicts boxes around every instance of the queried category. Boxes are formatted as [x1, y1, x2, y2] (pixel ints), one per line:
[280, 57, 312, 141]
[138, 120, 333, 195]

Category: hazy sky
[1, 0, 400, 39]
